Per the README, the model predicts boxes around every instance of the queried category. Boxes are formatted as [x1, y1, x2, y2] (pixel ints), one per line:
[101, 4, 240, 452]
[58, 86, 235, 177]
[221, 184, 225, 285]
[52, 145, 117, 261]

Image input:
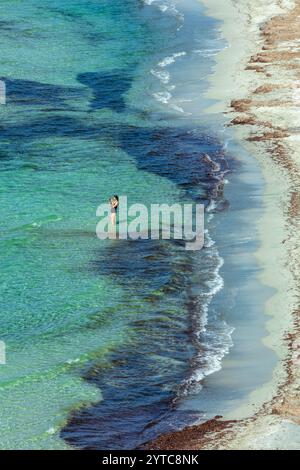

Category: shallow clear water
[0, 0, 275, 450]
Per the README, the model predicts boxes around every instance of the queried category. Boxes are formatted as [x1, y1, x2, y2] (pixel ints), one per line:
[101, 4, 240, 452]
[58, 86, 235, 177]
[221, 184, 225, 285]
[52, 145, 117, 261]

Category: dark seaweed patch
[1, 77, 84, 108]
[77, 70, 134, 112]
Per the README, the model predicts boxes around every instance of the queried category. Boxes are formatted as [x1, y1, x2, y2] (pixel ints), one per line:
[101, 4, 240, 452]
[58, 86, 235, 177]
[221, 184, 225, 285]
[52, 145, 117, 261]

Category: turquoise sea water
[0, 0, 276, 449]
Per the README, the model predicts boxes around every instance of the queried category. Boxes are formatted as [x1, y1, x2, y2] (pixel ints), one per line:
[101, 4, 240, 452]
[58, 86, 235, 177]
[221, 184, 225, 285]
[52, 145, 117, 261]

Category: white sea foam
[158, 51, 186, 67]
[152, 91, 172, 104]
[143, 0, 184, 22]
[169, 103, 185, 113]
[181, 304, 233, 395]
[204, 269, 224, 298]
[46, 427, 57, 435]
[206, 199, 217, 212]
[167, 3, 184, 22]
[184, 321, 234, 391]
[158, 4, 169, 12]
[177, 221, 232, 397]
[66, 358, 80, 365]
[150, 68, 170, 84]
[204, 229, 215, 248]
[192, 48, 223, 58]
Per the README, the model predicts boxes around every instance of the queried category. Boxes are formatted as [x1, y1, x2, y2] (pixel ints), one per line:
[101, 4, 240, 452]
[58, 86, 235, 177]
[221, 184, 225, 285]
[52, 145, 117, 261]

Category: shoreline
[145, 0, 300, 449]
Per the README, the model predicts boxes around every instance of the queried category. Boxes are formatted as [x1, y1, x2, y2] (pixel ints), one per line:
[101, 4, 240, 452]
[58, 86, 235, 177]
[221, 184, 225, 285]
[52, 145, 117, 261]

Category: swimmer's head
[109, 195, 119, 206]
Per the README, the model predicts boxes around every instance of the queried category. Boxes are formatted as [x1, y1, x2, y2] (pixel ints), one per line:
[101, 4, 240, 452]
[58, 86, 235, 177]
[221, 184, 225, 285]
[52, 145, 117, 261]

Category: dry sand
[145, 0, 300, 450]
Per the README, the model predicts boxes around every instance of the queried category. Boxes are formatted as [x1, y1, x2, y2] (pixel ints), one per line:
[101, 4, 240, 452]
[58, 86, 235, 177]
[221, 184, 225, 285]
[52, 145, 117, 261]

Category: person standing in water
[109, 195, 119, 226]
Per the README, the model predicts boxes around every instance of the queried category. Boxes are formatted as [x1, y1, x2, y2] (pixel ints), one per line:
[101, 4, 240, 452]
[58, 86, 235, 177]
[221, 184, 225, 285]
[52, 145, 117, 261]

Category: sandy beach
[145, 0, 300, 450]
